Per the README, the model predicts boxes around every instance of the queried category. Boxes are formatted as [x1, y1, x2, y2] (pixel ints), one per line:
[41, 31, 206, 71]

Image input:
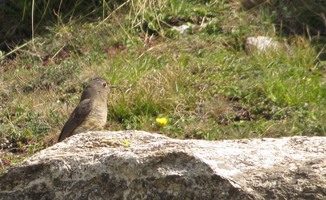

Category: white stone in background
[171, 24, 192, 34]
[0, 131, 325, 200]
[245, 36, 280, 54]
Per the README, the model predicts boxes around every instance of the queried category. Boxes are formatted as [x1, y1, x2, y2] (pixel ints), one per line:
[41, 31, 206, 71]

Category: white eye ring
[102, 82, 107, 87]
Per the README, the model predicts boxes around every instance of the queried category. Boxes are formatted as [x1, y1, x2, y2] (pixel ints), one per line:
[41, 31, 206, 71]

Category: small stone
[172, 24, 192, 34]
[245, 36, 280, 55]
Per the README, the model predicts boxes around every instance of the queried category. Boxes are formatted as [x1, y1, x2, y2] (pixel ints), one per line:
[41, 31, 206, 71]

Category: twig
[96, 0, 130, 27]
[0, 41, 32, 60]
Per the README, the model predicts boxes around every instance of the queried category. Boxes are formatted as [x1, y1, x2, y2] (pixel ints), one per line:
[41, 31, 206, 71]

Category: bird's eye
[102, 82, 107, 87]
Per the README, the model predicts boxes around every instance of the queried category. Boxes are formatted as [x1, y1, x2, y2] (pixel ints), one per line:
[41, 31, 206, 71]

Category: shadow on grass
[0, 0, 125, 52]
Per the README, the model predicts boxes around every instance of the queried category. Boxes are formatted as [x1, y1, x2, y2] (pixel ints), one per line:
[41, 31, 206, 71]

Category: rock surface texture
[0, 131, 325, 200]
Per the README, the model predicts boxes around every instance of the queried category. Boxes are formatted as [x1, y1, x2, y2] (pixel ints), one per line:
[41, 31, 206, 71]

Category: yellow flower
[156, 117, 168, 126]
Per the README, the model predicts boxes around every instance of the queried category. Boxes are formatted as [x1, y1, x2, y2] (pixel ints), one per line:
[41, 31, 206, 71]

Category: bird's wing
[58, 99, 93, 142]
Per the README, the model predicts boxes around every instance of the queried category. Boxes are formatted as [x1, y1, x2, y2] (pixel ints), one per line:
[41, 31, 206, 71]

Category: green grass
[0, 0, 325, 172]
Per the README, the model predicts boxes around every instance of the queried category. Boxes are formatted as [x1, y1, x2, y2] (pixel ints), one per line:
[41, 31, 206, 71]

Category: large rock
[0, 131, 325, 199]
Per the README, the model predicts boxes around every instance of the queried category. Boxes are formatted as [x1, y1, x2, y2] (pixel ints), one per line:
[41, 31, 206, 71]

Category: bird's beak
[109, 85, 118, 89]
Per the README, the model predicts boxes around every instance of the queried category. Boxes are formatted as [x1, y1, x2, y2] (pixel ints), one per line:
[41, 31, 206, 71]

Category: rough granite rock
[0, 131, 325, 200]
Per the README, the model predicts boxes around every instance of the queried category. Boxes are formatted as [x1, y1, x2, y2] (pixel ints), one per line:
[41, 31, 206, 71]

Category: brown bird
[58, 77, 110, 142]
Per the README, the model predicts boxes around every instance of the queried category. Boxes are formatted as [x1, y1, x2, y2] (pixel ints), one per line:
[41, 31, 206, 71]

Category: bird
[58, 77, 110, 142]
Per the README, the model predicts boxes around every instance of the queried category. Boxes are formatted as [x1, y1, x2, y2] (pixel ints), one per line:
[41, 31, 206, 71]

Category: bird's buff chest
[74, 99, 108, 134]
